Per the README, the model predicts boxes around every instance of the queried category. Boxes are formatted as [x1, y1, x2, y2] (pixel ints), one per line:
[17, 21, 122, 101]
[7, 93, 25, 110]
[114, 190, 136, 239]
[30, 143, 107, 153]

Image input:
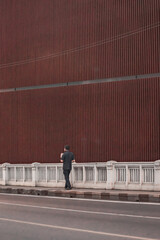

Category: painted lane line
[0, 217, 158, 240]
[0, 193, 160, 206]
[0, 202, 160, 221]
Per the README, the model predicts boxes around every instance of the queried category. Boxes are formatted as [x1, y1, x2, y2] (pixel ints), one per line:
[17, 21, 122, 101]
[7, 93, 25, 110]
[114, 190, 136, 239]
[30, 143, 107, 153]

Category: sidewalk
[0, 185, 160, 203]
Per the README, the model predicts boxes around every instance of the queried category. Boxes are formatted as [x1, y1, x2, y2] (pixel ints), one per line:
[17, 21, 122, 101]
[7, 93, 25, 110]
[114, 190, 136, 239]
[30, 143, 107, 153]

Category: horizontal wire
[0, 21, 159, 69]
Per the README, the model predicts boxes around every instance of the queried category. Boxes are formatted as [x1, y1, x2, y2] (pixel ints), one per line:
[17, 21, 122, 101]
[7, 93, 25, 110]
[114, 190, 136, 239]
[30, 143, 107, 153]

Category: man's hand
[60, 153, 63, 162]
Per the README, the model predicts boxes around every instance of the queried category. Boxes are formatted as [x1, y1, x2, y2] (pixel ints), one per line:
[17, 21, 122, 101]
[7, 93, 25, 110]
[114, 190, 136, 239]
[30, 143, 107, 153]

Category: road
[0, 193, 160, 240]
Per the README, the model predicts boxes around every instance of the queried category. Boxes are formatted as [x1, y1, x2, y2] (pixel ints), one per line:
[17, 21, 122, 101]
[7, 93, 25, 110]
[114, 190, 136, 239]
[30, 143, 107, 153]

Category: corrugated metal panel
[0, 92, 18, 162]
[0, 78, 159, 164]
[0, 0, 159, 89]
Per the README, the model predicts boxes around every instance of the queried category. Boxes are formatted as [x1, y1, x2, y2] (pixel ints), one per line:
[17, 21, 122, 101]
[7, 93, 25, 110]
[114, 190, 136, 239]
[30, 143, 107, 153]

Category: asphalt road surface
[0, 193, 160, 240]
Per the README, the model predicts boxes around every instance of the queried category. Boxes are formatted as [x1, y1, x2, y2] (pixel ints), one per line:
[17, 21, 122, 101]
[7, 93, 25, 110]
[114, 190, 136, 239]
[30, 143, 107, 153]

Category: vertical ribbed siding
[0, 1, 159, 164]
[0, 78, 159, 164]
[0, 92, 18, 162]
[0, 0, 159, 89]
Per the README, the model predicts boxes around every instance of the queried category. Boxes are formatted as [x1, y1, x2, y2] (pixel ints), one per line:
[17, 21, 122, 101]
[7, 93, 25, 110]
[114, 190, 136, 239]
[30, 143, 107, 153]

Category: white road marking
[0, 201, 160, 220]
[0, 217, 158, 240]
[0, 192, 160, 205]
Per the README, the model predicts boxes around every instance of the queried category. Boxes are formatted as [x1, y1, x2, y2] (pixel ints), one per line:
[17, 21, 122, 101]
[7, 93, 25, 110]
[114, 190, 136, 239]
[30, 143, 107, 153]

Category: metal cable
[0, 21, 159, 69]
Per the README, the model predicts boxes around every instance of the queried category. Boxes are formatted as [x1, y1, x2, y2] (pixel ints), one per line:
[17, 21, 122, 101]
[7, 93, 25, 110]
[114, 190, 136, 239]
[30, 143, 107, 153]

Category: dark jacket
[62, 151, 75, 170]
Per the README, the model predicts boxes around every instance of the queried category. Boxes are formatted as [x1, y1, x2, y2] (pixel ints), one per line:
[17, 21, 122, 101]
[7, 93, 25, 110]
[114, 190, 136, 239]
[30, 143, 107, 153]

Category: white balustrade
[47, 167, 56, 182]
[38, 167, 46, 182]
[85, 167, 94, 182]
[116, 167, 126, 182]
[130, 168, 140, 183]
[0, 167, 3, 181]
[16, 167, 23, 182]
[57, 167, 64, 181]
[143, 168, 154, 183]
[97, 167, 107, 182]
[0, 161, 160, 190]
[74, 167, 83, 182]
[25, 167, 32, 182]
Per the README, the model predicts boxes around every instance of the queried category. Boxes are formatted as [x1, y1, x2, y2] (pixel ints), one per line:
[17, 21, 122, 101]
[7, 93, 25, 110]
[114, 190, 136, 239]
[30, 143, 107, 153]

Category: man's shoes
[66, 187, 72, 190]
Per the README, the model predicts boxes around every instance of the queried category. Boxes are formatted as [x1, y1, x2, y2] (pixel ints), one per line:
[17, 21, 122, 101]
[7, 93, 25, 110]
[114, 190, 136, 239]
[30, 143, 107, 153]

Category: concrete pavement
[0, 185, 160, 203]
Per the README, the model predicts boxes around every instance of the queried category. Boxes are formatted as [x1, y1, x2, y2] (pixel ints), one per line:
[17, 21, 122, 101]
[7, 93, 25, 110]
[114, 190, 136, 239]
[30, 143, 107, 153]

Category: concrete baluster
[106, 161, 117, 189]
[2, 163, 10, 186]
[154, 160, 160, 191]
[31, 162, 40, 187]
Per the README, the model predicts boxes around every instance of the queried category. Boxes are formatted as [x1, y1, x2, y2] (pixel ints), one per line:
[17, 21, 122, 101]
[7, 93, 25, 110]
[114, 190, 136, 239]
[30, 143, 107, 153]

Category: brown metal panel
[0, 77, 159, 164]
[0, 92, 18, 162]
[0, 0, 159, 89]
[17, 91, 32, 163]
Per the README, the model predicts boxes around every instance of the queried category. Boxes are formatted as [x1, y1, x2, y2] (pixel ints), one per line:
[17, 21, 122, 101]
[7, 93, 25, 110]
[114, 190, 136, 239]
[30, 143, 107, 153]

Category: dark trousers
[63, 169, 71, 189]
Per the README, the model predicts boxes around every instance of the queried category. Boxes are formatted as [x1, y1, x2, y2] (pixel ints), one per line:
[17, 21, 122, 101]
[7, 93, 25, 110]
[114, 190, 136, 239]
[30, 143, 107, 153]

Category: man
[60, 145, 75, 190]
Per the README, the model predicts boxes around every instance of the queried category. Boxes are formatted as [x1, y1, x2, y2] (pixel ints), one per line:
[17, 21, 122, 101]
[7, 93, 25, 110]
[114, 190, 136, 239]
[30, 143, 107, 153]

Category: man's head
[64, 145, 70, 152]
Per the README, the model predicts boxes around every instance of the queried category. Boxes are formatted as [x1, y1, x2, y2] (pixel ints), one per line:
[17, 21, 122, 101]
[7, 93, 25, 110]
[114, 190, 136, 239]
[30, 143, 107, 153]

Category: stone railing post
[83, 166, 86, 184]
[154, 160, 160, 190]
[71, 162, 76, 186]
[2, 163, 10, 186]
[106, 160, 117, 189]
[94, 164, 98, 184]
[31, 162, 40, 187]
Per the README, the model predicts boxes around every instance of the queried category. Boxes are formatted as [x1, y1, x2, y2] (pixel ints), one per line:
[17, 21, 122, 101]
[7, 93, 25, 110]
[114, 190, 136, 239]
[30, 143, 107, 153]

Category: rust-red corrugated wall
[0, 1, 160, 164]
[0, 78, 159, 164]
[0, 0, 159, 89]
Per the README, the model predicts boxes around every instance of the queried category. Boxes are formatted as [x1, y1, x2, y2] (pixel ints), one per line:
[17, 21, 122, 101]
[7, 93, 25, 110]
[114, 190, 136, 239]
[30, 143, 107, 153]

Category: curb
[0, 187, 160, 203]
